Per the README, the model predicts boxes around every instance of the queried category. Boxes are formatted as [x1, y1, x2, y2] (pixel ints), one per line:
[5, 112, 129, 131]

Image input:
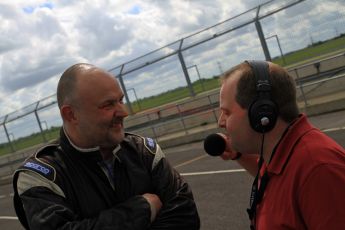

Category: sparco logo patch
[24, 162, 51, 175]
[146, 138, 155, 148]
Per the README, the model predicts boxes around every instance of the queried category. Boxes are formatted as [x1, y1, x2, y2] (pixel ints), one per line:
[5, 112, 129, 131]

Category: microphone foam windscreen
[203, 133, 226, 156]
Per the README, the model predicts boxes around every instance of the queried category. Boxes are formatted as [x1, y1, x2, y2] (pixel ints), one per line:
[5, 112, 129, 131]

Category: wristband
[231, 152, 242, 160]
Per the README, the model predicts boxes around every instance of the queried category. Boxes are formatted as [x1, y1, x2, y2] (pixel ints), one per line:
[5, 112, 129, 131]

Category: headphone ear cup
[249, 99, 278, 133]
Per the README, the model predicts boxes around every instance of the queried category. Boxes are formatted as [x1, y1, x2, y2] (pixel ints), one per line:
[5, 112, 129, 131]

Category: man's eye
[100, 103, 114, 109]
[221, 111, 229, 116]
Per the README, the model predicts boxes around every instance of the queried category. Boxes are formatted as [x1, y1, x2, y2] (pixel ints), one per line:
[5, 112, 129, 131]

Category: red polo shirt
[255, 114, 345, 229]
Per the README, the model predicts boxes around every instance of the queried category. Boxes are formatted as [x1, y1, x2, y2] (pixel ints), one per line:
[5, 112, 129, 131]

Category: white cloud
[0, 0, 343, 120]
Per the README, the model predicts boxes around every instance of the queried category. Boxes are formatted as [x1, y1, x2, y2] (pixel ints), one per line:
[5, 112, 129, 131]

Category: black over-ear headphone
[245, 60, 278, 133]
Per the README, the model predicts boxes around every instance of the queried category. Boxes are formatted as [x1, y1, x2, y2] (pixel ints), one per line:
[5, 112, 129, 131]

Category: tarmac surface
[1, 109, 344, 230]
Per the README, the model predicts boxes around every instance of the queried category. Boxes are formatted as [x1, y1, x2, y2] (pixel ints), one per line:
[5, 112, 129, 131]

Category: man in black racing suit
[13, 63, 200, 230]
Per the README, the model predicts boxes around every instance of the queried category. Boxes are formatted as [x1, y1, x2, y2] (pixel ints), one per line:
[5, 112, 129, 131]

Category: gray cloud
[0, 56, 75, 91]
[75, 8, 131, 60]
[0, 35, 25, 54]
[0, 4, 71, 92]
[0, 0, 343, 117]
[0, 3, 16, 18]
[0, 4, 26, 54]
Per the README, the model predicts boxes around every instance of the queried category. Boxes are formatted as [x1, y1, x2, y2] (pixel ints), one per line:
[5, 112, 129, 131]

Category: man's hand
[142, 193, 162, 222]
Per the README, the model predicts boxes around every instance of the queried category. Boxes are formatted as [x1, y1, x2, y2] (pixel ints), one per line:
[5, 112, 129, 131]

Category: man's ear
[60, 105, 77, 124]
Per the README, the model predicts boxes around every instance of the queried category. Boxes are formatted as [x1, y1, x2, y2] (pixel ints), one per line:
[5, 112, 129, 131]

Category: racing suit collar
[62, 126, 100, 152]
[60, 127, 122, 163]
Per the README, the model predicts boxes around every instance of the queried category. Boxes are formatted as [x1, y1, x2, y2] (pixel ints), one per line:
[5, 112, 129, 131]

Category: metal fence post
[117, 64, 134, 115]
[294, 68, 309, 111]
[178, 39, 195, 97]
[176, 104, 188, 134]
[207, 95, 219, 122]
[35, 102, 47, 143]
[254, 6, 271, 61]
[147, 114, 158, 139]
[2, 115, 15, 152]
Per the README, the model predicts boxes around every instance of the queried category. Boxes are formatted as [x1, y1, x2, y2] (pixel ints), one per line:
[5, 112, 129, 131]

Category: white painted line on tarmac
[322, 126, 345, 132]
[181, 169, 245, 176]
[0, 216, 18, 220]
[0, 193, 14, 199]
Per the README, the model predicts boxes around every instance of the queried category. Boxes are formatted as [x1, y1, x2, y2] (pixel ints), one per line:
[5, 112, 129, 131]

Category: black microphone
[203, 133, 226, 156]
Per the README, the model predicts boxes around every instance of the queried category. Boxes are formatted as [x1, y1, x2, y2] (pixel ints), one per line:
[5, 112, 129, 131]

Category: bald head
[57, 63, 103, 108]
[57, 63, 128, 149]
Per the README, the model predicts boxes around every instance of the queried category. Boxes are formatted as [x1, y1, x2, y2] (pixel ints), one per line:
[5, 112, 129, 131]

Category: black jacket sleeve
[150, 157, 200, 230]
[19, 186, 152, 230]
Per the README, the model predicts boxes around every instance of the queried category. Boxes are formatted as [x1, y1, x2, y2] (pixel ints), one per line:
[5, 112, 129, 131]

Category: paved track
[1, 110, 344, 230]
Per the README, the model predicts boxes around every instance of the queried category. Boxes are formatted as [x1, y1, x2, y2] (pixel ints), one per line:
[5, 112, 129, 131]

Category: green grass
[272, 35, 345, 66]
[131, 78, 221, 113]
[1, 35, 344, 157]
[131, 35, 345, 113]
[0, 127, 60, 156]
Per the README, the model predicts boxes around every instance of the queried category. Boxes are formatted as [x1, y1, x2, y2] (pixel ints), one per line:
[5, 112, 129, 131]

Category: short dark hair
[222, 61, 299, 123]
[57, 63, 95, 108]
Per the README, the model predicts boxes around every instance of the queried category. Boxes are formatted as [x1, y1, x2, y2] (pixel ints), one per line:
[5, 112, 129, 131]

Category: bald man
[13, 63, 200, 230]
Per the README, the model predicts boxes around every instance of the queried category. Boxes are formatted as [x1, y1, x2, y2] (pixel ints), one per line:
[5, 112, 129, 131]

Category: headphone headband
[245, 60, 271, 93]
[244, 60, 278, 133]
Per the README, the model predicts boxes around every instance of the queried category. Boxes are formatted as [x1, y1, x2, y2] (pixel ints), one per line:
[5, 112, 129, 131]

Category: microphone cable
[248, 132, 268, 230]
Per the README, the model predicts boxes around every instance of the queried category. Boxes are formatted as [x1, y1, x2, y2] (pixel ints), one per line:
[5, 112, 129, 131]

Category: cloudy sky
[0, 0, 274, 116]
[0, 0, 344, 125]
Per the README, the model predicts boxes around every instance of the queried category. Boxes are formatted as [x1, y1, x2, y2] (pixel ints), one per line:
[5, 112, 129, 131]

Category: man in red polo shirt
[217, 60, 345, 229]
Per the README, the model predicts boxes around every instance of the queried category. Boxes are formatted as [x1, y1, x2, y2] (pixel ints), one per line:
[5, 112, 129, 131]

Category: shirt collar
[62, 126, 100, 152]
[267, 114, 316, 175]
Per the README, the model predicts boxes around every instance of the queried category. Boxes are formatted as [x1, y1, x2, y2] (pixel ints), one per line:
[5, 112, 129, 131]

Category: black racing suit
[13, 129, 200, 230]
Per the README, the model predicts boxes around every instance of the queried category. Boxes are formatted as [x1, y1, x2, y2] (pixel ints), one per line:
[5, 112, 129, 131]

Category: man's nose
[218, 113, 224, 128]
[117, 104, 129, 118]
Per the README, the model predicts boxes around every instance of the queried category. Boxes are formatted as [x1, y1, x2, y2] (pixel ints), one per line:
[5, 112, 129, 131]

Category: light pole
[265, 35, 286, 65]
[187, 64, 205, 92]
[217, 61, 224, 75]
[127, 88, 141, 111]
